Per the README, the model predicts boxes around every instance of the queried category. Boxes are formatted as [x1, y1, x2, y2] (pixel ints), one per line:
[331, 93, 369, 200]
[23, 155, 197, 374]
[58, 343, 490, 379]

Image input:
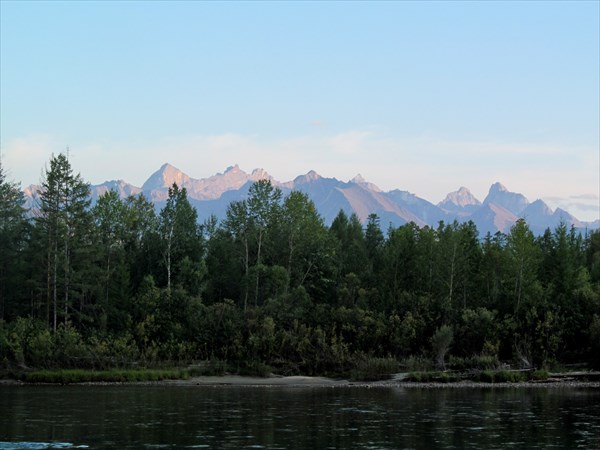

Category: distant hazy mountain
[91, 180, 142, 203]
[142, 163, 273, 202]
[483, 182, 530, 216]
[438, 187, 481, 216]
[22, 163, 598, 235]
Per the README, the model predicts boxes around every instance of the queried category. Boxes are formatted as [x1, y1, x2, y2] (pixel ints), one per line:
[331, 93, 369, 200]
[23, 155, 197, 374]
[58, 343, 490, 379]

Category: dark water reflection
[1, 385, 599, 449]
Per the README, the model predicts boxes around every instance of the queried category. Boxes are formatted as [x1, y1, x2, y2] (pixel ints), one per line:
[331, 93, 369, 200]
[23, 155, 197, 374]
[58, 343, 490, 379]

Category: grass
[406, 371, 439, 382]
[16, 368, 190, 384]
[406, 369, 544, 384]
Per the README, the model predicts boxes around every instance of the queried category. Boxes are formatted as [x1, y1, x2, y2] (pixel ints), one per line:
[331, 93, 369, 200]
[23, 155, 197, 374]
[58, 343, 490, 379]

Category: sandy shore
[160, 374, 600, 389]
[2, 374, 599, 388]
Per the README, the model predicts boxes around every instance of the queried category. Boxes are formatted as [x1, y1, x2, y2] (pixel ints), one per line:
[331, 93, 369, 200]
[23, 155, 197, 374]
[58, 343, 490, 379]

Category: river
[1, 385, 599, 449]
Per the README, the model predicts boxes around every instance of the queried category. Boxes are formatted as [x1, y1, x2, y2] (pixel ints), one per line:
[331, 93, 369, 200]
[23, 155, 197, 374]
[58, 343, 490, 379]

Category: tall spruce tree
[0, 161, 28, 320]
[35, 153, 91, 331]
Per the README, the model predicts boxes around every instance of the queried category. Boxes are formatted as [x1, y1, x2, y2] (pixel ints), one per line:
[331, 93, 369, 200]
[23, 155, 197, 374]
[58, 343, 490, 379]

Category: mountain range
[23, 163, 599, 236]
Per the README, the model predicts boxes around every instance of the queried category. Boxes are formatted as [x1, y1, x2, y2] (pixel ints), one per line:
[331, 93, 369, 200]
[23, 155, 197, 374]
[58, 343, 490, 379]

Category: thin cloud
[570, 194, 599, 200]
[2, 134, 61, 185]
[328, 131, 373, 156]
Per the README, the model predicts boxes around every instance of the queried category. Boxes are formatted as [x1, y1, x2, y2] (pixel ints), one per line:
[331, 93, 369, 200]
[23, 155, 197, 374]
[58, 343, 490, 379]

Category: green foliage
[0, 162, 28, 321]
[477, 370, 527, 383]
[478, 370, 495, 383]
[1, 157, 600, 377]
[402, 355, 433, 372]
[350, 356, 398, 381]
[17, 368, 189, 384]
[495, 370, 527, 383]
[35, 153, 93, 331]
[236, 361, 272, 378]
[448, 354, 499, 371]
[406, 371, 437, 382]
[431, 325, 453, 369]
[529, 369, 549, 381]
[590, 315, 600, 369]
[188, 359, 228, 376]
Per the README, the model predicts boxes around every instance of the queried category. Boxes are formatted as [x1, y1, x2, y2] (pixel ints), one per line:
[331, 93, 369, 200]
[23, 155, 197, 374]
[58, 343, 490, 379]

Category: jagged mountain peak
[525, 199, 553, 215]
[483, 182, 529, 215]
[553, 208, 579, 223]
[293, 170, 322, 184]
[142, 163, 190, 191]
[224, 164, 241, 174]
[348, 173, 381, 192]
[21, 163, 594, 234]
[489, 182, 509, 194]
[350, 174, 366, 184]
[250, 168, 271, 179]
[439, 186, 481, 209]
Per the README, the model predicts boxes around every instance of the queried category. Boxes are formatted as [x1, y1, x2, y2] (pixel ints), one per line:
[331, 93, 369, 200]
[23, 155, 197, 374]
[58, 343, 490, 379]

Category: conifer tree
[35, 153, 91, 331]
[0, 161, 28, 319]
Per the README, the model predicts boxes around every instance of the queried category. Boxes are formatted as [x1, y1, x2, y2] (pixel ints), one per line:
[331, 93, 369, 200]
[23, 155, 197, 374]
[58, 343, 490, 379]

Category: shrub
[495, 370, 526, 383]
[54, 324, 86, 367]
[237, 361, 272, 378]
[406, 371, 437, 382]
[438, 372, 458, 383]
[189, 359, 227, 377]
[431, 325, 453, 370]
[402, 356, 433, 372]
[350, 356, 398, 381]
[479, 370, 495, 383]
[529, 369, 549, 381]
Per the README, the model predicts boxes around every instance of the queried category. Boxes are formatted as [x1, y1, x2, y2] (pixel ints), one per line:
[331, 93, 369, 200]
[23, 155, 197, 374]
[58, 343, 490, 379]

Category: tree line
[1, 153, 599, 375]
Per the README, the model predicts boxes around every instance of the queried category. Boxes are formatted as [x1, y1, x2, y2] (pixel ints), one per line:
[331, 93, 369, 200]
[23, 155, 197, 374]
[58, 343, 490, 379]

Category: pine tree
[35, 153, 91, 331]
[0, 161, 28, 319]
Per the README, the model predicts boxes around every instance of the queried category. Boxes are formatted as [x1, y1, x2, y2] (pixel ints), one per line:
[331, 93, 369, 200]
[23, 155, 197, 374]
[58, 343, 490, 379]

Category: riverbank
[2, 373, 600, 389]
[158, 374, 600, 389]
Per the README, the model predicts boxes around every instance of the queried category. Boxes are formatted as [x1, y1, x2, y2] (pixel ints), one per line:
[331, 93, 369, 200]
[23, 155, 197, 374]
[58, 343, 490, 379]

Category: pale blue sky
[1, 1, 599, 220]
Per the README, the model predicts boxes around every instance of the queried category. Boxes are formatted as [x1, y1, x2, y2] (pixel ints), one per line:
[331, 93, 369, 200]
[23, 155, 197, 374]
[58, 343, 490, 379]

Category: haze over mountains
[24, 163, 598, 236]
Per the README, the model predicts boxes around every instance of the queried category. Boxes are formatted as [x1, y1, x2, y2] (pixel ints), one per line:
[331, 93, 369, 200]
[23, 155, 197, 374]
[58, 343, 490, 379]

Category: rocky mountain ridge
[23, 163, 598, 235]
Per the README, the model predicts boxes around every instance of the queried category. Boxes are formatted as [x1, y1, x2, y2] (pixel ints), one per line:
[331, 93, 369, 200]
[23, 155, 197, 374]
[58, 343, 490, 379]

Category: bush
[402, 356, 433, 372]
[438, 372, 458, 383]
[406, 371, 437, 382]
[476, 370, 526, 383]
[449, 355, 499, 371]
[188, 359, 227, 376]
[431, 325, 453, 370]
[237, 361, 272, 378]
[53, 323, 86, 367]
[479, 370, 495, 383]
[495, 370, 526, 383]
[350, 356, 398, 381]
[529, 369, 549, 381]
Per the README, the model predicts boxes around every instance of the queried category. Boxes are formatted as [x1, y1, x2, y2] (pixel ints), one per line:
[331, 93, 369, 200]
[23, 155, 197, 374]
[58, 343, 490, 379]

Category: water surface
[1, 385, 598, 449]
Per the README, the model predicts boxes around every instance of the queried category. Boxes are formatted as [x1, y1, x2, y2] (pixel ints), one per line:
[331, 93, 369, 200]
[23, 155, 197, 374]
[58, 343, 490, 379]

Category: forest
[1, 153, 600, 379]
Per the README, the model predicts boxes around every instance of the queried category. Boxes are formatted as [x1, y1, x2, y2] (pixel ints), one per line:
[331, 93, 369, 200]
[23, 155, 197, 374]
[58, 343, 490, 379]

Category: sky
[1, 1, 599, 221]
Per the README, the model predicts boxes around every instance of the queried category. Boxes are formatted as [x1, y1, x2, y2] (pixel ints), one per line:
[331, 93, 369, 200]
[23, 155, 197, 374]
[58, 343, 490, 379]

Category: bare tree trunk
[243, 238, 249, 313]
[64, 227, 69, 326]
[46, 232, 52, 327]
[286, 237, 294, 295]
[448, 243, 457, 306]
[166, 225, 173, 294]
[254, 229, 263, 306]
[515, 258, 523, 312]
[53, 240, 57, 333]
